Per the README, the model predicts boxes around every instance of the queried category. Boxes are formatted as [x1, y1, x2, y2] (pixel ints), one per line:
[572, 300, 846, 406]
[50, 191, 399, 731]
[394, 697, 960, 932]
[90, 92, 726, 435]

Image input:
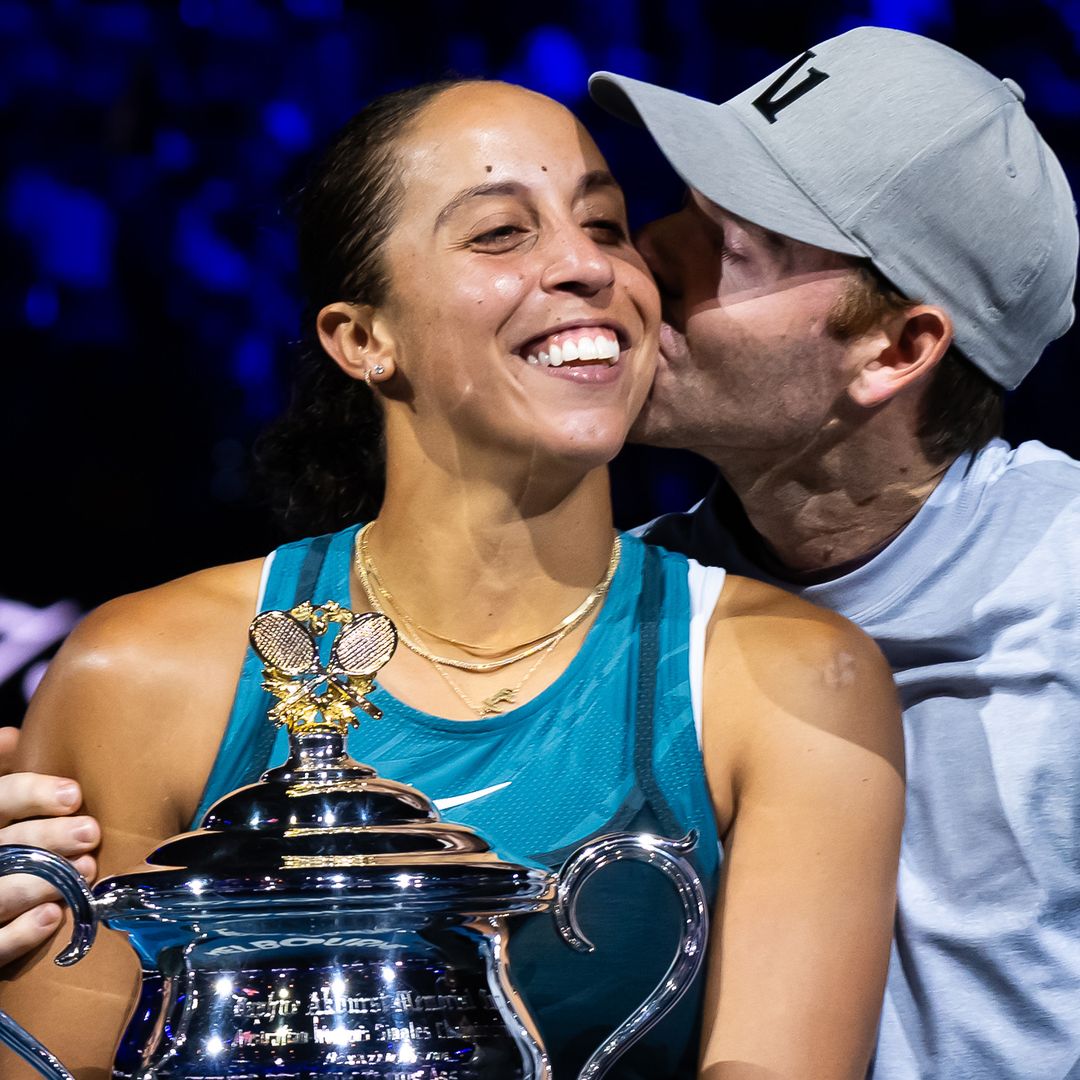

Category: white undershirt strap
[687, 558, 726, 750]
[255, 550, 276, 611]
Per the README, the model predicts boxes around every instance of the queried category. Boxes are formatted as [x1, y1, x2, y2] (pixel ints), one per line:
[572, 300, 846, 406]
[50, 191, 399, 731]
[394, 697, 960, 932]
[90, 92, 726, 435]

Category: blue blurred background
[2, 0, 1078, 719]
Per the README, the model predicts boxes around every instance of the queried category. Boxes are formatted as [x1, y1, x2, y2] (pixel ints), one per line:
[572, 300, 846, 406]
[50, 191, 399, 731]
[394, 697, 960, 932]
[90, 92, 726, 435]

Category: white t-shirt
[644, 439, 1080, 1080]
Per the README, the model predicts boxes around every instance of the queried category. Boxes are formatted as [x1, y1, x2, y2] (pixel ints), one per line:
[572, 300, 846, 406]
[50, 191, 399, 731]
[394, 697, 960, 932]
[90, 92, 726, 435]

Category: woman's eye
[585, 219, 628, 243]
[470, 225, 527, 249]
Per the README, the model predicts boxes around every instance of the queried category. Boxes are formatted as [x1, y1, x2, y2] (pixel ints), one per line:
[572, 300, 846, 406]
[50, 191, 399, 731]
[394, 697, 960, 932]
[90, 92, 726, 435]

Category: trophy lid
[95, 604, 554, 921]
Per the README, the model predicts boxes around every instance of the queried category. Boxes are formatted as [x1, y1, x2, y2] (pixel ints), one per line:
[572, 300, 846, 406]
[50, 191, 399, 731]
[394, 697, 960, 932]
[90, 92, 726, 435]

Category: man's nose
[539, 228, 616, 297]
[635, 214, 685, 316]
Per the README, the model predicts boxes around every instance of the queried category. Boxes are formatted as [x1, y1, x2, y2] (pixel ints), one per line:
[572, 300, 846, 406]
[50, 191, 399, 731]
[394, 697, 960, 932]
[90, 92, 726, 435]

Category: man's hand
[0, 727, 100, 966]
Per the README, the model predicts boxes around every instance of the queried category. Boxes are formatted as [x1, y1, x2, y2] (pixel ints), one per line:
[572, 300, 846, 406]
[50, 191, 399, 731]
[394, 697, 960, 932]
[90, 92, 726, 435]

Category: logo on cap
[752, 50, 830, 124]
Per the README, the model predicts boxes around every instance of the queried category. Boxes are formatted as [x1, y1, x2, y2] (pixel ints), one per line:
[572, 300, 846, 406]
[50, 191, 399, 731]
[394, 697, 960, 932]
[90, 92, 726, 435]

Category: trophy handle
[0, 845, 98, 1080]
[553, 830, 709, 1080]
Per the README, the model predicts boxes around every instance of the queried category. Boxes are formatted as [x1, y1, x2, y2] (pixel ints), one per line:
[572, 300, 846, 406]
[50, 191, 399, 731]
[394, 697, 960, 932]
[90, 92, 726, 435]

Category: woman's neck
[367, 460, 617, 651]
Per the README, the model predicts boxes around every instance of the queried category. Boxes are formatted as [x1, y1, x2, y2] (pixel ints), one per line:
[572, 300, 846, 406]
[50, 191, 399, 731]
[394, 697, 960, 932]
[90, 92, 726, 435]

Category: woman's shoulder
[710, 572, 886, 671]
[64, 558, 265, 674]
[18, 558, 266, 786]
[701, 573, 902, 802]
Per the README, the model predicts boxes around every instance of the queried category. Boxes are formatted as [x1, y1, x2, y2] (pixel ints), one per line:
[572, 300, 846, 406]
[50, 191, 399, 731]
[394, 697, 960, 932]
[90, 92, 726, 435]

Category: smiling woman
[1, 80, 903, 1079]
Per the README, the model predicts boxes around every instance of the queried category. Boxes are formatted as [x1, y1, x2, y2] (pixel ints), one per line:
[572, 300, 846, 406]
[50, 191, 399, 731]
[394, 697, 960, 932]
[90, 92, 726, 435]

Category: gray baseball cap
[590, 27, 1078, 389]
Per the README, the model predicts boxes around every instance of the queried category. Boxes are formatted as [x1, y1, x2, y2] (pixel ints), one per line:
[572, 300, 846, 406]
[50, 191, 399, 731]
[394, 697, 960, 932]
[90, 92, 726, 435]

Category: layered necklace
[353, 523, 621, 717]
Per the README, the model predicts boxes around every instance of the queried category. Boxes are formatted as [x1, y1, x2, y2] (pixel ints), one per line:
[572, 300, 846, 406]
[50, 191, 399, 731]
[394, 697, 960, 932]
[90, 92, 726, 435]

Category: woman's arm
[697, 575, 904, 1080]
[0, 561, 261, 1080]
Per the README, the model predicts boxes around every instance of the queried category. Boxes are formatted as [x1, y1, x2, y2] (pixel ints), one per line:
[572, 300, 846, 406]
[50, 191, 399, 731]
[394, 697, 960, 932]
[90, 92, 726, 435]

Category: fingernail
[74, 821, 97, 843]
[37, 903, 61, 927]
[56, 783, 79, 808]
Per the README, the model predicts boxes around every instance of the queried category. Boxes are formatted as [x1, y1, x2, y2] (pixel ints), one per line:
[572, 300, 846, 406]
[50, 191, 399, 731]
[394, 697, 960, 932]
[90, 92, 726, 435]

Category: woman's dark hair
[257, 79, 465, 537]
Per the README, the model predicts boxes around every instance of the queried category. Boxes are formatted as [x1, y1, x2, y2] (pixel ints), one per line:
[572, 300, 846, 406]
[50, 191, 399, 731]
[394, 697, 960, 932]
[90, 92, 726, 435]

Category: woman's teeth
[525, 333, 620, 367]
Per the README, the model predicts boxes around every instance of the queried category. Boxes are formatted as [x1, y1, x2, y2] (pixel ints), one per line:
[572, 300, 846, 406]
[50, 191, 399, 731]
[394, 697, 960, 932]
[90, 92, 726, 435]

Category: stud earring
[364, 364, 386, 387]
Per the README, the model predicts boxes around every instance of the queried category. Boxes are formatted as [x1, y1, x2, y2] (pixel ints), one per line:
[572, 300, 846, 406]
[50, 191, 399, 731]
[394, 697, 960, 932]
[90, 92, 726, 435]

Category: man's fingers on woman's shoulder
[0, 814, 99, 856]
[0, 772, 82, 827]
[0, 872, 62, 923]
[0, 902, 63, 969]
[0, 854, 95, 922]
[72, 853, 96, 878]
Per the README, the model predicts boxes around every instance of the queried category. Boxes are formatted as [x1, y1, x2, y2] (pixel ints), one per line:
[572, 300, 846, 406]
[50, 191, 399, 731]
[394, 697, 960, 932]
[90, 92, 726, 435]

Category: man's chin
[627, 400, 684, 449]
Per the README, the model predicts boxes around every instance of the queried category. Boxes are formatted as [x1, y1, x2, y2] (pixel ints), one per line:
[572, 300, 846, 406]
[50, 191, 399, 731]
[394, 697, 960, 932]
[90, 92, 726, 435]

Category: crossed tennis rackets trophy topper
[0, 601, 707, 1079]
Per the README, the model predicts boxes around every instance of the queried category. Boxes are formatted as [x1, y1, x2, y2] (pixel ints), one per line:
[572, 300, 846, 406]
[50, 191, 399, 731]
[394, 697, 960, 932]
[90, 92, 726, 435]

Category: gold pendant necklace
[353, 523, 621, 716]
[429, 633, 564, 717]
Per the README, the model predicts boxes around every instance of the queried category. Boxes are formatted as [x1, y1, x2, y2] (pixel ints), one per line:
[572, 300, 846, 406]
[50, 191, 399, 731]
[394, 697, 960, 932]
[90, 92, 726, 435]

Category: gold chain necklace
[362, 566, 565, 716]
[354, 524, 620, 673]
[353, 524, 621, 716]
[427, 634, 564, 718]
[356, 559, 577, 716]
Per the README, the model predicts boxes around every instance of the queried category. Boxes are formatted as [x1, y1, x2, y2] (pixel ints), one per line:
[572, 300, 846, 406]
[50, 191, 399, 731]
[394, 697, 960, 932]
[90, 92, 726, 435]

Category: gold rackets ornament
[249, 600, 397, 734]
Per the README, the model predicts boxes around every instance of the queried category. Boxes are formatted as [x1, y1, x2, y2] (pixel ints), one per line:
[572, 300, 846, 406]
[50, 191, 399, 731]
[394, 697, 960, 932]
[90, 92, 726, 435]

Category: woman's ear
[847, 305, 954, 409]
[316, 302, 397, 386]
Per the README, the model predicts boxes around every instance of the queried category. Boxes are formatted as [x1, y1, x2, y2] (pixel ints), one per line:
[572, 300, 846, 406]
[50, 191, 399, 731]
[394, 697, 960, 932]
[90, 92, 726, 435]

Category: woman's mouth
[515, 325, 625, 369]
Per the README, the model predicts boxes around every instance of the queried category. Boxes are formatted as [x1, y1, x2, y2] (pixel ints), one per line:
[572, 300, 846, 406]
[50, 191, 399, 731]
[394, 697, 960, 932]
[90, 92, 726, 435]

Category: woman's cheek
[489, 270, 529, 303]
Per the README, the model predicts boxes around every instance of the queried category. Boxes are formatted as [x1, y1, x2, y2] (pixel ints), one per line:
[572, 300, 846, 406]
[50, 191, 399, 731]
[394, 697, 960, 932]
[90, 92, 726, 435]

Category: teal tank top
[194, 526, 721, 1078]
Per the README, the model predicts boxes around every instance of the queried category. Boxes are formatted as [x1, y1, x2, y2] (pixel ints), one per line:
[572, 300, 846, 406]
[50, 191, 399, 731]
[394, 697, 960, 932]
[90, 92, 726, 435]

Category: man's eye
[709, 227, 740, 262]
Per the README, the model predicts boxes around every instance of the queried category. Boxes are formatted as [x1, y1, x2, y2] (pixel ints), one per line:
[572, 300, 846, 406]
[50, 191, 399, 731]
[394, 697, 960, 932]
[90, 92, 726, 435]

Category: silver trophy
[0, 602, 708, 1078]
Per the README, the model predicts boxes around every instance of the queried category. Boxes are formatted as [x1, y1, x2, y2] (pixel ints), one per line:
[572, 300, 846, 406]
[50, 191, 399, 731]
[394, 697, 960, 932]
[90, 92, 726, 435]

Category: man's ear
[316, 302, 397, 384]
[847, 305, 953, 408]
